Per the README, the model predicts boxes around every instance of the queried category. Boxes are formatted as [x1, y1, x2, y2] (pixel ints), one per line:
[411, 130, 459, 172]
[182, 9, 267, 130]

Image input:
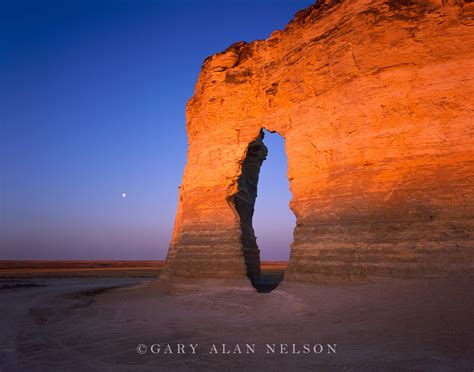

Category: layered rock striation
[161, 0, 474, 286]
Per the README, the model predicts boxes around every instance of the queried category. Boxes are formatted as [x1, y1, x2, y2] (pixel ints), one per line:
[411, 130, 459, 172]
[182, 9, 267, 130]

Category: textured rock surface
[162, 0, 474, 285]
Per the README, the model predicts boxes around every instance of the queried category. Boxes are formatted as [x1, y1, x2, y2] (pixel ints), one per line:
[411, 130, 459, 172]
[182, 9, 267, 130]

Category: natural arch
[160, 0, 474, 288]
[229, 129, 294, 291]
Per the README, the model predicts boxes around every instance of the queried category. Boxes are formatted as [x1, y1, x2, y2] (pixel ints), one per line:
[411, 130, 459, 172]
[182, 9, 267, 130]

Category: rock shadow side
[230, 131, 268, 282]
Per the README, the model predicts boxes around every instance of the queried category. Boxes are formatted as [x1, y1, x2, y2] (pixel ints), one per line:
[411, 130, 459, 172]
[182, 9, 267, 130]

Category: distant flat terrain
[0, 261, 287, 278]
[0, 260, 165, 277]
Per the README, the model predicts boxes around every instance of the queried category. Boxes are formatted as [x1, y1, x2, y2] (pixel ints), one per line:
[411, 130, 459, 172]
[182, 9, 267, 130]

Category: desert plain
[0, 261, 473, 371]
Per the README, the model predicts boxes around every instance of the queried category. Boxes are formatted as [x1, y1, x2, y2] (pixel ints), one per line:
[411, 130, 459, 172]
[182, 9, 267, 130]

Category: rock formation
[161, 0, 474, 286]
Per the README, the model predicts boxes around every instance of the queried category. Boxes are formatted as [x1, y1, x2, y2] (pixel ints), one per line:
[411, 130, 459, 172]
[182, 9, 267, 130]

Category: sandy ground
[0, 276, 473, 371]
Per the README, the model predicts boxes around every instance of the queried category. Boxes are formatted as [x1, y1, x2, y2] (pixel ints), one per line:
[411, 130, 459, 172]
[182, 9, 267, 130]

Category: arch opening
[234, 129, 295, 292]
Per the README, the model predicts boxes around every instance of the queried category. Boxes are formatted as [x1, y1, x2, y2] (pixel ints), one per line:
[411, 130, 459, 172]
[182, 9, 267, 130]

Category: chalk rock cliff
[162, 0, 474, 285]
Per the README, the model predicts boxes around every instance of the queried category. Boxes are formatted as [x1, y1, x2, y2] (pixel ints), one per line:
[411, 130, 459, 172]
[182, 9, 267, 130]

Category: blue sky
[0, 0, 312, 260]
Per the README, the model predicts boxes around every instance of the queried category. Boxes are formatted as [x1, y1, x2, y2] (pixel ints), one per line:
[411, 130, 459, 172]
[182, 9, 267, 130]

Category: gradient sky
[0, 0, 312, 260]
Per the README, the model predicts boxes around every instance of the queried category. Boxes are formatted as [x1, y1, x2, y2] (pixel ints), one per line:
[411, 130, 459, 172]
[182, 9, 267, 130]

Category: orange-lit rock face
[162, 0, 474, 284]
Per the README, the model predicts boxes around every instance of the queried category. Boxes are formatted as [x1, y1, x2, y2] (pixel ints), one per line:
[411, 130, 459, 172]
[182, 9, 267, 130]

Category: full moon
[121, 192, 127, 198]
